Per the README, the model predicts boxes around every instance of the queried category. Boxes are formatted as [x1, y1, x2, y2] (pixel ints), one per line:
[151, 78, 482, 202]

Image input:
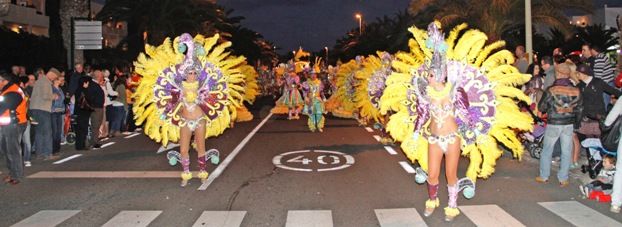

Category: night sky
[218, 0, 411, 53]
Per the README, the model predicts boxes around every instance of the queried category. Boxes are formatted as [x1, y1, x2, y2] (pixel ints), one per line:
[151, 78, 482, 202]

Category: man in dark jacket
[67, 63, 85, 97]
[88, 69, 106, 149]
[537, 64, 583, 187]
[576, 64, 621, 121]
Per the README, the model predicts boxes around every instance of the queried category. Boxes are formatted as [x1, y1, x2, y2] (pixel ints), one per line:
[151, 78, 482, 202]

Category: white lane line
[157, 143, 180, 154]
[11, 210, 81, 227]
[100, 142, 115, 148]
[460, 205, 525, 227]
[375, 208, 427, 227]
[286, 210, 333, 227]
[365, 127, 374, 132]
[373, 135, 381, 142]
[53, 154, 83, 165]
[124, 133, 140, 139]
[28, 171, 204, 178]
[192, 211, 247, 227]
[383, 146, 397, 155]
[198, 112, 274, 190]
[100, 137, 110, 142]
[102, 210, 162, 227]
[539, 201, 621, 227]
[399, 161, 416, 174]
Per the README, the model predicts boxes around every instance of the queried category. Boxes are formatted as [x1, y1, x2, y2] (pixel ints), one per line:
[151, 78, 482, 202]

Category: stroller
[518, 101, 546, 159]
[581, 138, 617, 179]
[64, 113, 92, 145]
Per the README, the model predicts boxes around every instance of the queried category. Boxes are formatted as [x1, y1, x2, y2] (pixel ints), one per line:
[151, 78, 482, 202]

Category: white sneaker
[611, 206, 620, 213]
[24, 161, 31, 167]
[60, 141, 67, 145]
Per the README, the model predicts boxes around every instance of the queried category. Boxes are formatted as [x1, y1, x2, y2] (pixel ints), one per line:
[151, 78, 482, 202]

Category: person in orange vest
[0, 71, 28, 185]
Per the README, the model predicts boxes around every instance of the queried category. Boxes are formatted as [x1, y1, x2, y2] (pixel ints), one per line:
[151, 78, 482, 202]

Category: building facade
[0, 0, 49, 36]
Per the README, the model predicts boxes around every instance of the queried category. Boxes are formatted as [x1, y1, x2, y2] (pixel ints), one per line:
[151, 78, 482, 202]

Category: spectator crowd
[0, 63, 141, 185]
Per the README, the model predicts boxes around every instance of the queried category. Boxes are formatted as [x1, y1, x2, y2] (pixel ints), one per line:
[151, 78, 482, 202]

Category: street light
[355, 13, 363, 35]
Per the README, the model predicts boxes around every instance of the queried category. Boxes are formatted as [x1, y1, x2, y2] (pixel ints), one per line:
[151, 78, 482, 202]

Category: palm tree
[408, 0, 593, 41]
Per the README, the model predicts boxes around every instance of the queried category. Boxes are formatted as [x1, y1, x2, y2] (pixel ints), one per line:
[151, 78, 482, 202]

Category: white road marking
[365, 127, 374, 132]
[192, 211, 246, 227]
[383, 146, 397, 155]
[373, 135, 382, 142]
[375, 208, 428, 227]
[460, 205, 525, 227]
[28, 171, 203, 178]
[198, 112, 274, 190]
[100, 137, 110, 142]
[100, 142, 115, 148]
[157, 143, 180, 154]
[53, 154, 83, 165]
[286, 210, 333, 227]
[539, 201, 622, 227]
[102, 210, 161, 227]
[11, 210, 80, 227]
[399, 161, 416, 174]
[124, 133, 140, 139]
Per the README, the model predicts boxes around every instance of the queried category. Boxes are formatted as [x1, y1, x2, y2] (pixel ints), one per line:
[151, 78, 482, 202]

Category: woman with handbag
[607, 98, 622, 213]
[74, 76, 94, 150]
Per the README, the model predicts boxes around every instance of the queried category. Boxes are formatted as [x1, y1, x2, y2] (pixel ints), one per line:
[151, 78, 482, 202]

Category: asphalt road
[1, 99, 622, 227]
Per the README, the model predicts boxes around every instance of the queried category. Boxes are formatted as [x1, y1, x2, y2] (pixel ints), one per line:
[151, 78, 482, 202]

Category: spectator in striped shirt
[590, 43, 619, 110]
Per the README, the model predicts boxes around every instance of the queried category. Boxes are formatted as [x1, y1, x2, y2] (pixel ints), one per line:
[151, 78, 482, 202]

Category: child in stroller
[581, 138, 617, 179]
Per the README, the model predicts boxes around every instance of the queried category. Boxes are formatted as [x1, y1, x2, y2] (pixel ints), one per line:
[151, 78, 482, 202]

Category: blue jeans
[539, 124, 574, 181]
[109, 106, 126, 133]
[22, 122, 32, 161]
[31, 109, 53, 157]
[51, 112, 64, 153]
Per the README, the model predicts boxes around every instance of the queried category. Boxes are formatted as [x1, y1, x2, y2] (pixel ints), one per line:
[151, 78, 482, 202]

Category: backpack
[601, 114, 622, 152]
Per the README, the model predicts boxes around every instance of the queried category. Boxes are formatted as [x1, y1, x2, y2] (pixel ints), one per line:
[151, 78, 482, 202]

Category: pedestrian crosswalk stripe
[373, 135, 382, 142]
[459, 205, 525, 227]
[285, 210, 333, 227]
[192, 211, 247, 227]
[101, 210, 162, 227]
[365, 127, 374, 132]
[28, 171, 204, 178]
[124, 133, 140, 139]
[539, 201, 622, 227]
[375, 208, 427, 227]
[11, 210, 80, 227]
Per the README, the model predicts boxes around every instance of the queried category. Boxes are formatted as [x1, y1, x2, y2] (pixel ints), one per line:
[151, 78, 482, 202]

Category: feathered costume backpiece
[380, 22, 533, 183]
[326, 57, 363, 119]
[133, 33, 247, 147]
[355, 52, 393, 123]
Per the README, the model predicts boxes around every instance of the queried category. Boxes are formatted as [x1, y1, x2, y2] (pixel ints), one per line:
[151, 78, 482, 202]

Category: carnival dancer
[276, 66, 304, 120]
[133, 33, 247, 187]
[380, 22, 532, 221]
[303, 69, 326, 132]
[355, 52, 393, 144]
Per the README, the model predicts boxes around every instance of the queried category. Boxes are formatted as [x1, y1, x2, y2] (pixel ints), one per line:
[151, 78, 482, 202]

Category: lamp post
[355, 13, 362, 35]
[324, 47, 329, 62]
[525, 0, 533, 64]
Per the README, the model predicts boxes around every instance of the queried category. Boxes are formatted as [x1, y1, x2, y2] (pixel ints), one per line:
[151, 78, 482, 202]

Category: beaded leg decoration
[424, 183, 440, 217]
[445, 184, 460, 221]
[197, 155, 209, 184]
[180, 158, 192, 187]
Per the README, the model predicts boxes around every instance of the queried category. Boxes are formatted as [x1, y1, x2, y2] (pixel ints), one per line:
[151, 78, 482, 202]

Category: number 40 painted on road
[273, 150, 355, 172]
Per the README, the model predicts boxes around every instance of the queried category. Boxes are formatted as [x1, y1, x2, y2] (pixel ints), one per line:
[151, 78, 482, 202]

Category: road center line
[53, 154, 83, 165]
[383, 146, 397, 155]
[198, 112, 274, 190]
[399, 161, 416, 174]
[364, 127, 374, 132]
